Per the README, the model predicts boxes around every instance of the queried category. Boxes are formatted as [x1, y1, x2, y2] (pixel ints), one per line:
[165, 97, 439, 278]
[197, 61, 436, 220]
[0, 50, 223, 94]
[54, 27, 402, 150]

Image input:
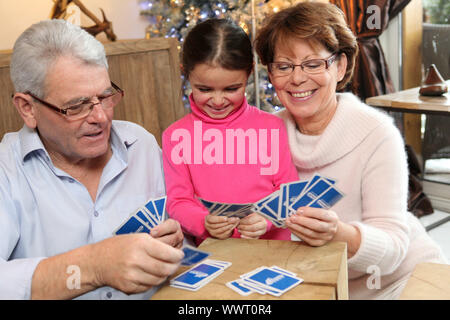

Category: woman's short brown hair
[254, 2, 358, 90]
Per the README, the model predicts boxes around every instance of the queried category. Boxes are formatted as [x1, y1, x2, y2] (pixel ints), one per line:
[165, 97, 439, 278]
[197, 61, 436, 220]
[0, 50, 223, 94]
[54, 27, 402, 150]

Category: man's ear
[12, 93, 37, 129]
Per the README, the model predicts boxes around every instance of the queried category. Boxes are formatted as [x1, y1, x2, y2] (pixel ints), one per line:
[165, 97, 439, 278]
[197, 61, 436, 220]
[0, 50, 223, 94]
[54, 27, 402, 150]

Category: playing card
[264, 194, 281, 219]
[210, 203, 231, 216]
[279, 184, 289, 220]
[254, 190, 277, 209]
[255, 205, 281, 226]
[140, 206, 160, 227]
[202, 259, 232, 270]
[199, 198, 217, 210]
[286, 180, 308, 213]
[181, 245, 211, 266]
[226, 280, 253, 296]
[308, 186, 344, 209]
[170, 262, 224, 290]
[215, 203, 253, 218]
[269, 266, 297, 277]
[242, 266, 303, 296]
[289, 178, 334, 213]
[144, 200, 159, 222]
[114, 215, 151, 235]
[234, 279, 267, 295]
[152, 196, 167, 222]
[134, 209, 157, 229]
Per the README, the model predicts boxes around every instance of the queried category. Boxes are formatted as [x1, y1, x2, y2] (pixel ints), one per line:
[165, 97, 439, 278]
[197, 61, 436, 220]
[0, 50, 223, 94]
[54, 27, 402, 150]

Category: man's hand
[91, 233, 184, 295]
[150, 218, 184, 248]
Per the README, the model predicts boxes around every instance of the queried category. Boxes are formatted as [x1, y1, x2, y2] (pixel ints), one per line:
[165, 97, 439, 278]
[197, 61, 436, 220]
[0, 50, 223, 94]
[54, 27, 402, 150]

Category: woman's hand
[285, 207, 339, 246]
[205, 215, 240, 240]
[237, 213, 268, 239]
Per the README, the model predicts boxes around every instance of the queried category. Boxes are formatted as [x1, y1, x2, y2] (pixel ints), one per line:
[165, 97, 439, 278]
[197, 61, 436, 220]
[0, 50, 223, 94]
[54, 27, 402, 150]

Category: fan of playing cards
[113, 196, 168, 235]
[200, 173, 344, 228]
[112, 196, 218, 267]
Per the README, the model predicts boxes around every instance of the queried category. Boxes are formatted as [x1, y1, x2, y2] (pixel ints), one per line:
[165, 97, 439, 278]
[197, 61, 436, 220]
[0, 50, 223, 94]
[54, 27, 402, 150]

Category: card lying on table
[170, 259, 232, 291]
[227, 266, 303, 297]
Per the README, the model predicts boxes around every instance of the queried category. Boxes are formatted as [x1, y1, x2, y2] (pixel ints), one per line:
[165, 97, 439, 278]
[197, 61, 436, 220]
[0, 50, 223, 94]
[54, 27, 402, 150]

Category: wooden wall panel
[0, 37, 187, 145]
[402, 0, 423, 155]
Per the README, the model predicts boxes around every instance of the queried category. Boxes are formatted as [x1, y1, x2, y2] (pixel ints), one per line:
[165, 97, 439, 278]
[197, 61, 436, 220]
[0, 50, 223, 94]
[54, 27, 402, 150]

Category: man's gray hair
[10, 19, 108, 99]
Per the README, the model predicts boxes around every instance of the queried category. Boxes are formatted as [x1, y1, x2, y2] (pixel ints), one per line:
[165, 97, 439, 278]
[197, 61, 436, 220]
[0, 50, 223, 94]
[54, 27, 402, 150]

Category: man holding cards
[255, 2, 447, 299]
[0, 20, 184, 299]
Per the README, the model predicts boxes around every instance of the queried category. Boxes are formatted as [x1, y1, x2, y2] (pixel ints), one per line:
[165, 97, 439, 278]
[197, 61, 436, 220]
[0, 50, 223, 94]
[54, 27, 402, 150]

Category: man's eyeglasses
[268, 53, 339, 77]
[26, 81, 124, 121]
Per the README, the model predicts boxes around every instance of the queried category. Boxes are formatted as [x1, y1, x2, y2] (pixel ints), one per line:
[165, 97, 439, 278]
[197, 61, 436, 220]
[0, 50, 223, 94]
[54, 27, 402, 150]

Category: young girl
[162, 18, 298, 245]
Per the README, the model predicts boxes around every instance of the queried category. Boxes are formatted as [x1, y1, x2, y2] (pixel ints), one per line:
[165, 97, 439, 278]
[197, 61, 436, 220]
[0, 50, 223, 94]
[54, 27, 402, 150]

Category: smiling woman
[254, 1, 448, 300]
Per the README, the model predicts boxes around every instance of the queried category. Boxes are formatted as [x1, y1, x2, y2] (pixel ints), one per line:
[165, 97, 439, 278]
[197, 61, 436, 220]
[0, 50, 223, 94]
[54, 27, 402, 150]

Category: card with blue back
[244, 267, 303, 294]
[114, 196, 168, 236]
[152, 196, 167, 221]
[115, 215, 151, 235]
[289, 178, 334, 212]
[181, 245, 211, 266]
[308, 186, 344, 209]
[171, 262, 223, 288]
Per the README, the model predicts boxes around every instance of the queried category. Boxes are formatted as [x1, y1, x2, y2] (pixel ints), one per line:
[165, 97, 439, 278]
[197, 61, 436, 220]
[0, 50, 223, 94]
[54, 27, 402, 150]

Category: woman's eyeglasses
[268, 53, 338, 77]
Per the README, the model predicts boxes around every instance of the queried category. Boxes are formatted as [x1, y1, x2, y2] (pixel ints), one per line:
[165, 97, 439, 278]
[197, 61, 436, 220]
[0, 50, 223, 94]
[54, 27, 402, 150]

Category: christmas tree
[139, 0, 298, 112]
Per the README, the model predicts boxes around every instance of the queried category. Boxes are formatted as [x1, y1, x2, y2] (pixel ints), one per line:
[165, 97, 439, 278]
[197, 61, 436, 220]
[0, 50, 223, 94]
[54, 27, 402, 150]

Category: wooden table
[365, 80, 450, 116]
[399, 262, 450, 300]
[152, 238, 348, 300]
[366, 82, 450, 231]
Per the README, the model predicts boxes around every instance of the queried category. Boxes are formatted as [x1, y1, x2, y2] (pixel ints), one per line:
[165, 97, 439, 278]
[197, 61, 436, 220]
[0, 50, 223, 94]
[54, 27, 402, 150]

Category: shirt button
[94, 210, 99, 217]
[106, 291, 112, 299]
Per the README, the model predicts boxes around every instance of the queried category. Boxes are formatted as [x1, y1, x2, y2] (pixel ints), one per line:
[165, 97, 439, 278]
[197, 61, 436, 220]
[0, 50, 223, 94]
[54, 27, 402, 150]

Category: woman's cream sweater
[277, 92, 447, 299]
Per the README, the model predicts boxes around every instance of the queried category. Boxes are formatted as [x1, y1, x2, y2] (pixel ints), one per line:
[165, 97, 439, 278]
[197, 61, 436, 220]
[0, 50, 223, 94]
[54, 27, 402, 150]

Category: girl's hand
[285, 207, 339, 246]
[237, 213, 268, 239]
[205, 215, 239, 240]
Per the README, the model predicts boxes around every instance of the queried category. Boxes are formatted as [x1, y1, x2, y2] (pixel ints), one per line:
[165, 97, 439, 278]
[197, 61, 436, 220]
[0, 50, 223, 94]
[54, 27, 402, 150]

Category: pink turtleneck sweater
[162, 95, 298, 244]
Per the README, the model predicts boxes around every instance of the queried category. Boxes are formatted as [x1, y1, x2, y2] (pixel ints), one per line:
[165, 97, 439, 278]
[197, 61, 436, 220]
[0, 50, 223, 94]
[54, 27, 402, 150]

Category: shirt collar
[18, 121, 138, 164]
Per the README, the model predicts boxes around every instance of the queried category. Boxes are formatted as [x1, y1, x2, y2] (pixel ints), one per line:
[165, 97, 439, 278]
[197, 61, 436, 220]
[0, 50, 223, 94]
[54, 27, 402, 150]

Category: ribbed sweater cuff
[347, 221, 388, 273]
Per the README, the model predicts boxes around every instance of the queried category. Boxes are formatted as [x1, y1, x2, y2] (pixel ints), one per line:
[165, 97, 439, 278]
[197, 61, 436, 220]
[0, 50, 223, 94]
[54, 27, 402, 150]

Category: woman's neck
[294, 101, 337, 135]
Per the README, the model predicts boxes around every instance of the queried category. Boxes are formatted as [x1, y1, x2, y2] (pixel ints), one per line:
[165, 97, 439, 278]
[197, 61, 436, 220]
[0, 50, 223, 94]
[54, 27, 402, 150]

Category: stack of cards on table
[199, 173, 344, 228]
[227, 266, 303, 297]
[170, 259, 232, 291]
[113, 196, 167, 235]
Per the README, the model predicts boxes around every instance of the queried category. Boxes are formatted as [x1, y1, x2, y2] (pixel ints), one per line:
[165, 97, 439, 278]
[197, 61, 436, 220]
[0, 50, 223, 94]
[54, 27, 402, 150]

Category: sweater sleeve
[347, 123, 410, 275]
[162, 128, 210, 241]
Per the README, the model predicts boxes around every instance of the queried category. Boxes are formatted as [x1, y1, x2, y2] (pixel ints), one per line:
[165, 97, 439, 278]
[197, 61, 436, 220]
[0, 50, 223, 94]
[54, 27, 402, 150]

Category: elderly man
[0, 19, 184, 300]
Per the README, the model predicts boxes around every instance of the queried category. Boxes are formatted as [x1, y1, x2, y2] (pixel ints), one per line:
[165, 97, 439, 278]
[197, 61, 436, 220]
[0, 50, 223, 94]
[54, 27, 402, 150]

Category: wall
[0, 0, 149, 50]
[379, 15, 401, 92]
